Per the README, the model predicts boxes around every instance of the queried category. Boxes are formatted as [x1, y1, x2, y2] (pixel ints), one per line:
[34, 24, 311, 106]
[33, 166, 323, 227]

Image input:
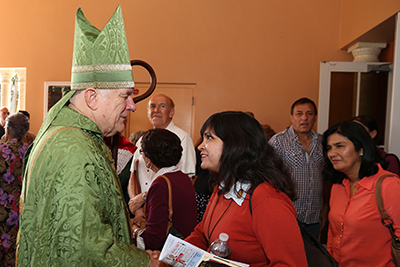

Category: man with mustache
[269, 97, 327, 240]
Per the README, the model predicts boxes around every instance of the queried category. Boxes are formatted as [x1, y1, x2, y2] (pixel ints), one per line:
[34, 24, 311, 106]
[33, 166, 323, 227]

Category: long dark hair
[200, 111, 297, 200]
[322, 121, 382, 184]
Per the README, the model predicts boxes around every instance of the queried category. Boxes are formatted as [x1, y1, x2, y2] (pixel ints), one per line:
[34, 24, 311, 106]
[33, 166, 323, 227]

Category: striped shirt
[269, 125, 324, 224]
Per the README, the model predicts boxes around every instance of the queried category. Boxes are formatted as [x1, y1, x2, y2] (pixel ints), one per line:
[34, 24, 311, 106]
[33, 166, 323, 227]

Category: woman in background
[131, 128, 197, 251]
[104, 134, 137, 217]
[185, 111, 307, 267]
[193, 137, 212, 223]
[0, 111, 35, 145]
[352, 114, 400, 175]
[323, 121, 400, 266]
[0, 113, 30, 267]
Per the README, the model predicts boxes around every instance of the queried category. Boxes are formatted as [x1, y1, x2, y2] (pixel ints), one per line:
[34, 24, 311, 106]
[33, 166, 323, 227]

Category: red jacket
[186, 182, 307, 267]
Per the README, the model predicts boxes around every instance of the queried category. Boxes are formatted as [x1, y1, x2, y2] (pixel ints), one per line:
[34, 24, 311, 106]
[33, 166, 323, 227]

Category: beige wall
[1, 0, 386, 142]
[340, 0, 400, 49]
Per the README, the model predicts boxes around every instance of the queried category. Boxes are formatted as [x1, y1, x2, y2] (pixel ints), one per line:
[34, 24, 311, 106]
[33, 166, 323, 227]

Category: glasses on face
[1, 112, 9, 115]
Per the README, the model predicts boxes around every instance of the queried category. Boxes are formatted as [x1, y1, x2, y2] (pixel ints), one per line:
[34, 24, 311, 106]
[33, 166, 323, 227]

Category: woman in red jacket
[185, 111, 307, 267]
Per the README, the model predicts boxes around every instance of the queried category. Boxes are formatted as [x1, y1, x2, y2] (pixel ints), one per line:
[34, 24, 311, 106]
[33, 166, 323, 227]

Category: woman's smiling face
[197, 127, 224, 173]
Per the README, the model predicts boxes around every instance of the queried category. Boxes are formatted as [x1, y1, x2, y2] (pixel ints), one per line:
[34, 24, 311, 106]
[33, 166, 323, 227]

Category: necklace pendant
[237, 189, 243, 198]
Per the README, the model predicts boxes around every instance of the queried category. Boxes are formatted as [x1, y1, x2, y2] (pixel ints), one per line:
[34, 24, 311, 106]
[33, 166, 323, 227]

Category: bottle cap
[219, 233, 229, 242]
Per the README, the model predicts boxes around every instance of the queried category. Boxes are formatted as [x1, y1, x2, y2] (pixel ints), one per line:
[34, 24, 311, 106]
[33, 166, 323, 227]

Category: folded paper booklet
[160, 234, 249, 267]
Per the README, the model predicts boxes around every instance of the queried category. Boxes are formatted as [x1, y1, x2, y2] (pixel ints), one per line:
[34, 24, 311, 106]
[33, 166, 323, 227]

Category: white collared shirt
[130, 121, 196, 193]
[221, 180, 252, 206]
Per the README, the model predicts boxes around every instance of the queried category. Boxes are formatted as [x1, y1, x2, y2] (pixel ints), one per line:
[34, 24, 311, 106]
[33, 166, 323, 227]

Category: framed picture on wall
[44, 81, 71, 118]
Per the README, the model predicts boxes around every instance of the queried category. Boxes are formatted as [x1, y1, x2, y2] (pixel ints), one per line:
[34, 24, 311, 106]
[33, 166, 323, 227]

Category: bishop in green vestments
[17, 6, 156, 266]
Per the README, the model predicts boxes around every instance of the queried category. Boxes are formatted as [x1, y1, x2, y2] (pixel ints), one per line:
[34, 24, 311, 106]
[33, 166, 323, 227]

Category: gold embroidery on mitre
[72, 63, 132, 73]
[71, 81, 135, 90]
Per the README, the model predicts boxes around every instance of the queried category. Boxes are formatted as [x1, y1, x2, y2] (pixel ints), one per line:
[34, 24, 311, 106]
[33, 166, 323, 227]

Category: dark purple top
[380, 148, 400, 175]
[141, 171, 197, 250]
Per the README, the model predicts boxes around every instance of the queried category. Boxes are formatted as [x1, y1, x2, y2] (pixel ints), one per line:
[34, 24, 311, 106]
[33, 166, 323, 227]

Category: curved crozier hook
[111, 60, 157, 168]
[131, 59, 157, 103]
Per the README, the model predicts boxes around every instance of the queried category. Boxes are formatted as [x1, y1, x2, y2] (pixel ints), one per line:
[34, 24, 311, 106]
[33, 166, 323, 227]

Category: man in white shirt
[128, 93, 196, 216]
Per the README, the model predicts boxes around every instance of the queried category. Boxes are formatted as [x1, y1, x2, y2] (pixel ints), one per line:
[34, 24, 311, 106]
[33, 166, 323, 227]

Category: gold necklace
[350, 180, 359, 196]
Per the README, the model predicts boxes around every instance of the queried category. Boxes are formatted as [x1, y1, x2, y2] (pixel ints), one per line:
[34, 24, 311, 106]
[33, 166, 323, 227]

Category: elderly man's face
[1, 108, 10, 121]
[97, 88, 136, 137]
[147, 94, 174, 129]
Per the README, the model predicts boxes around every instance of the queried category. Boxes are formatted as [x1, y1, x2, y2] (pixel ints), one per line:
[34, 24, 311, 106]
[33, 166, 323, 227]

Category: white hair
[96, 89, 112, 97]
[69, 88, 112, 105]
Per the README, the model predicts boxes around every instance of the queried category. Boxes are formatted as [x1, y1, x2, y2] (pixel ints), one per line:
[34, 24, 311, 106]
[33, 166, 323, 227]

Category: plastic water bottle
[210, 233, 231, 259]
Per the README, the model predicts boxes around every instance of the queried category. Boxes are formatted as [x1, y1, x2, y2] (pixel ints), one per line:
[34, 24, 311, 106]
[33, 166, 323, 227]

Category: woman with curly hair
[185, 111, 307, 266]
[131, 128, 197, 251]
[0, 113, 30, 267]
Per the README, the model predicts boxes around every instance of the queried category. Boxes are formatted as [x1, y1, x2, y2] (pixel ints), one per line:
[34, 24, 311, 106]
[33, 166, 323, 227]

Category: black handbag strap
[248, 182, 338, 266]
[248, 181, 262, 216]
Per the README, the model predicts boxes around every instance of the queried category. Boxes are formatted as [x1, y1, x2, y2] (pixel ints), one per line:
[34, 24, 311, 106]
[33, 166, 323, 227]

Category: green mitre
[71, 5, 134, 90]
[34, 6, 134, 145]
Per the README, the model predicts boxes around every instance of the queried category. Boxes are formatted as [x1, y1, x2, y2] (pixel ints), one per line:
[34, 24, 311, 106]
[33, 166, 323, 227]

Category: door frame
[123, 82, 196, 141]
[319, 13, 400, 156]
[388, 13, 400, 155]
[318, 61, 393, 149]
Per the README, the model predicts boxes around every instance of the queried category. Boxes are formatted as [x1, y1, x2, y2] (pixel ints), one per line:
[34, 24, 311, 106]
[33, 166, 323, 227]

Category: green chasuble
[17, 105, 149, 266]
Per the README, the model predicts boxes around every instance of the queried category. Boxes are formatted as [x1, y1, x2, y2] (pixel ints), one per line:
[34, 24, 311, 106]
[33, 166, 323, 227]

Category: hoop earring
[146, 161, 152, 169]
